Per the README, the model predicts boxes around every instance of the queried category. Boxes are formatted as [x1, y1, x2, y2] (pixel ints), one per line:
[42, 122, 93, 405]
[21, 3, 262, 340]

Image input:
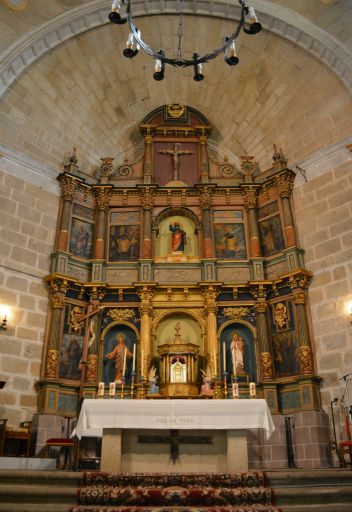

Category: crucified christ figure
[158, 143, 194, 181]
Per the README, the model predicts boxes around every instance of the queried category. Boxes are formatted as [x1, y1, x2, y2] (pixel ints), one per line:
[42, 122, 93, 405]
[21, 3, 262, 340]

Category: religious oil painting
[259, 214, 285, 257]
[257, 201, 279, 220]
[214, 223, 247, 259]
[109, 225, 140, 261]
[272, 331, 300, 378]
[102, 325, 137, 385]
[69, 218, 93, 259]
[72, 203, 95, 222]
[59, 334, 83, 381]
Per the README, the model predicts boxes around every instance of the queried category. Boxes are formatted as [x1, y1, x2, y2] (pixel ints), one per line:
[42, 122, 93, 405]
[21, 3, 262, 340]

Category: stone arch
[1, 0, 352, 99]
[153, 207, 201, 231]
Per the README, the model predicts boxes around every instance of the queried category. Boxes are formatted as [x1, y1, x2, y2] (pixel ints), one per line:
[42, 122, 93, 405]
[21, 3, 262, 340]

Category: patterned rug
[70, 472, 281, 512]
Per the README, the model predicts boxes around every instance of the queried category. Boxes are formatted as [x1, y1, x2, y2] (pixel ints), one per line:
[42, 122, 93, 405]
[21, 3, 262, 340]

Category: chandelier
[109, 0, 262, 81]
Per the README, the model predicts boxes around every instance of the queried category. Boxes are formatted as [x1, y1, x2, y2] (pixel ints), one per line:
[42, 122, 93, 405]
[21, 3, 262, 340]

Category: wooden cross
[138, 429, 212, 463]
[158, 143, 194, 181]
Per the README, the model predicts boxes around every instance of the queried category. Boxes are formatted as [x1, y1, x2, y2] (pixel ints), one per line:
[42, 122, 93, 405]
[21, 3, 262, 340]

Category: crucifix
[158, 143, 194, 181]
[138, 430, 212, 463]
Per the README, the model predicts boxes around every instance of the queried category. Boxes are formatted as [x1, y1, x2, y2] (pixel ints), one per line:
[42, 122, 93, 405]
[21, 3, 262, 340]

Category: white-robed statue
[230, 332, 245, 376]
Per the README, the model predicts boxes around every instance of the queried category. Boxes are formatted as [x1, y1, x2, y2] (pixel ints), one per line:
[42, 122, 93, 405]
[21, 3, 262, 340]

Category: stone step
[283, 506, 352, 512]
[0, 483, 77, 502]
[273, 485, 352, 505]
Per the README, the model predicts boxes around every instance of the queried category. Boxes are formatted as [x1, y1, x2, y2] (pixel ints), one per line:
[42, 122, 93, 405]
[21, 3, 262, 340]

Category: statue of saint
[106, 333, 133, 383]
[169, 222, 186, 252]
[230, 332, 245, 376]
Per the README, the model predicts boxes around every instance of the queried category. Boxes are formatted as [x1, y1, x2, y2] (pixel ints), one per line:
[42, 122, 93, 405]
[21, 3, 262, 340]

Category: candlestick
[120, 377, 125, 399]
[132, 343, 136, 372]
[232, 382, 239, 399]
[249, 382, 256, 398]
[109, 382, 116, 398]
[130, 372, 135, 399]
[223, 342, 226, 372]
[223, 371, 228, 399]
[140, 348, 144, 379]
[97, 381, 105, 398]
[122, 346, 127, 378]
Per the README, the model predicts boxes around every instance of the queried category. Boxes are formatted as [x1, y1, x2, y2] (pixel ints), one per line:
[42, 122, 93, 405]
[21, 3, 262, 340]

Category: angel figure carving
[148, 365, 159, 394]
[200, 366, 213, 397]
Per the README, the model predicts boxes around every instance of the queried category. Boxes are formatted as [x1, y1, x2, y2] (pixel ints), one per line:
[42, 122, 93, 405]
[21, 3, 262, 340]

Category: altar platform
[73, 399, 274, 473]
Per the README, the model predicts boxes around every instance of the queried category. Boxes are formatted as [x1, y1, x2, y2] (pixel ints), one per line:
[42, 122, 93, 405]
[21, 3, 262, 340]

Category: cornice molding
[0, 0, 352, 98]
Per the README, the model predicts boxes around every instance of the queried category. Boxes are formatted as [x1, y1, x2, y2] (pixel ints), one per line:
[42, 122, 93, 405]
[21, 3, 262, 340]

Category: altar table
[73, 399, 274, 472]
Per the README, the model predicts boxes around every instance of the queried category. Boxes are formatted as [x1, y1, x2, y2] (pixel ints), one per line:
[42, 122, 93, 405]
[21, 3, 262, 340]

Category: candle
[249, 382, 256, 398]
[109, 382, 116, 397]
[98, 381, 105, 397]
[232, 382, 239, 398]
[132, 343, 136, 372]
[223, 342, 226, 372]
[141, 348, 144, 378]
[122, 347, 127, 378]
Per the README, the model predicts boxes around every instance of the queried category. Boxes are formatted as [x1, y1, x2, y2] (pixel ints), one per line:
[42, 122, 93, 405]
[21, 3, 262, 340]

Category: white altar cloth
[73, 398, 275, 441]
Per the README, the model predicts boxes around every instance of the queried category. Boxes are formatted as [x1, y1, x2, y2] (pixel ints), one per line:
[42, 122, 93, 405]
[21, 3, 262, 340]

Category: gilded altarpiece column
[86, 305, 101, 384]
[92, 186, 112, 282]
[138, 287, 154, 380]
[45, 293, 65, 378]
[139, 186, 155, 281]
[199, 135, 209, 184]
[199, 186, 216, 280]
[242, 185, 264, 280]
[143, 134, 153, 184]
[202, 285, 220, 376]
[294, 291, 313, 376]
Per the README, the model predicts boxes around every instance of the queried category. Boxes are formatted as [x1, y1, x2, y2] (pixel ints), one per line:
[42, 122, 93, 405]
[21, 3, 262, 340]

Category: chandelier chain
[177, 0, 184, 62]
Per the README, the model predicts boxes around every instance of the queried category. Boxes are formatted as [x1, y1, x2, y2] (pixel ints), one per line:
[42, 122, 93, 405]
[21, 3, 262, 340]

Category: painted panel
[69, 218, 93, 259]
[73, 203, 95, 221]
[111, 211, 140, 224]
[58, 393, 78, 414]
[259, 214, 285, 257]
[213, 211, 243, 222]
[59, 334, 83, 380]
[109, 225, 140, 261]
[214, 223, 247, 259]
[258, 201, 279, 220]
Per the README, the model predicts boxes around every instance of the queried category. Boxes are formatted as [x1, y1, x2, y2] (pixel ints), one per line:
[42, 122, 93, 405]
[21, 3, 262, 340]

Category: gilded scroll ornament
[99, 157, 114, 177]
[46, 349, 59, 378]
[219, 156, 238, 178]
[299, 345, 313, 374]
[167, 104, 186, 118]
[240, 155, 256, 176]
[116, 160, 134, 178]
[273, 302, 288, 330]
[70, 306, 84, 333]
[107, 308, 135, 321]
[261, 351, 273, 379]
[223, 307, 249, 318]
[86, 354, 98, 382]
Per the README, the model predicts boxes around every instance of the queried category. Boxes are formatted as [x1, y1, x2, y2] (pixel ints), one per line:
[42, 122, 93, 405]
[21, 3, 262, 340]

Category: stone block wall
[0, 156, 59, 426]
[293, 160, 352, 413]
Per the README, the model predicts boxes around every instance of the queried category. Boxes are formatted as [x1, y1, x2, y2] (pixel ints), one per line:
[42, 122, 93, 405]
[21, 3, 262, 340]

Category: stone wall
[293, 159, 352, 412]
[0, 156, 59, 426]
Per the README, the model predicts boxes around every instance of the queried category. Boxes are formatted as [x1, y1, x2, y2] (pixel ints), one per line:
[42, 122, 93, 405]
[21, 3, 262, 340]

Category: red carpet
[70, 472, 281, 512]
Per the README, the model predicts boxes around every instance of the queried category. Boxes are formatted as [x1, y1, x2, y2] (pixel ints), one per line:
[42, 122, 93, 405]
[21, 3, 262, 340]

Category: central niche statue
[169, 222, 187, 253]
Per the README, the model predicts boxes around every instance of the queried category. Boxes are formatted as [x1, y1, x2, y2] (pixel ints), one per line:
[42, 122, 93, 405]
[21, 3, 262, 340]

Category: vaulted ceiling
[0, 0, 351, 177]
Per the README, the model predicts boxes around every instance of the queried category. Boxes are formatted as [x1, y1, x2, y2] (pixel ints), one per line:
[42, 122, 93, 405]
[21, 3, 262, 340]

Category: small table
[73, 399, 274, 473]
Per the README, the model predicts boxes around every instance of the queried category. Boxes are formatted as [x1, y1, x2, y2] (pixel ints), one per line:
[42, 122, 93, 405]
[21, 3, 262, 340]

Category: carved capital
[276, 171, 295, 198]
[294, 291, 307, 305]
[59, 175, 78, 201]
[204, 304, 218, 316]
[94, 186, 112, 210]
[50, 294, 65, 309]
[139, 303, 153, 316]
[144, 135, 153, 144]
[242, 186, 259, 208]
[255, 301, 269, 314]
[199, 187, 213, 209]
[199, 135, 207, 145]
[261, 351, 273, 380]
[285, 270, 312, 291]
[299, 345, 313, 374]
[140, 187, 155, 210]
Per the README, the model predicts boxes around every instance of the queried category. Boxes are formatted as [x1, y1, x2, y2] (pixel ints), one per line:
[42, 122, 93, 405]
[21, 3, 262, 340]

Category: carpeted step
[70, 507, 281, 512]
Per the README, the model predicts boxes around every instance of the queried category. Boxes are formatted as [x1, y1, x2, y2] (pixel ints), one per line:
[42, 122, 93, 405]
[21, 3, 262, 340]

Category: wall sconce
[0, 306, 10, 332]
[345, 301, 352, 324]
